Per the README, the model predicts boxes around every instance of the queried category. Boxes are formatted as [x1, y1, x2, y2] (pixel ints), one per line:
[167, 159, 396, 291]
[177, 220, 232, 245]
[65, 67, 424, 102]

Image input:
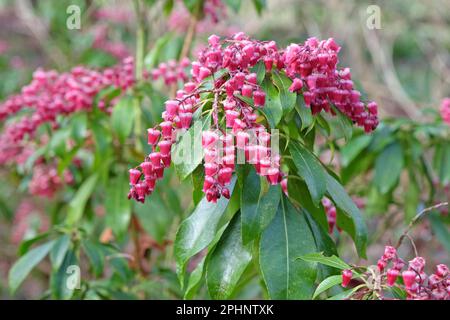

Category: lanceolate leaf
[340, 134, 372, 167]
[260, 195, 317, 299]
[260, 77, 282, 128]
[9, 240, 56, 294]
[66, 174, 99, 226]
[325, 173, 368, 257]
[241, 167, 281, 244]
[272, 71, 296, 114]
[111, 95, 135, 144]
[374, 142, 404, 194]
[298, 252, 350, 270]
[50, 234, 71, 270]
[289, 141, 327, 206]
[312, 275, 342, 299]
[105, 173, 132, 236]
[50, 250, 78, 300]
[175, 177, 236, 285]
[206, 213, 253, 299]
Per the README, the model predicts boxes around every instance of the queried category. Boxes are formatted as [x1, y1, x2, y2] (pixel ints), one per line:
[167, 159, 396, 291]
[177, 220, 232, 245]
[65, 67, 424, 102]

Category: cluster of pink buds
[283, 38, 378, 132]
[129, 33, 378, 203]
[0, 57, 135, 167]
[92, 25, 131, 60]
[441, 97, 450, 125]
[402, 257, 449, 300]
[341, 245, 449, 300]
[28, 163, 74, 198]
[151, 58, 190, 86]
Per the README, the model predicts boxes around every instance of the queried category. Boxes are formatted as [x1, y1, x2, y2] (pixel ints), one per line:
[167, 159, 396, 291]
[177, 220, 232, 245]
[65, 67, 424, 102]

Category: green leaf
[260, 195, 317, 299]
[223, 0, 241, 12]
[374, 142, 404, 194]
[175, 177, 236, 285]
[325, 174, 367, 257]
[50, 250, 78, 300]
[295, 95, 313, 130]
[260, 77, 282, 128]
[298, 252, 350, 270]
[105, 173, 132, 236]
[206, 213, 253, 299]
[9, 240, 55, 293]
[272, 71, 296, 114]
[289, 141, 327, 205]
[404, 171, 420, 222]
[66, 174, 99, 226]
[111, 95, 135, 144]
[438, 143, 450, 185]
[312, 275, 342, 299]
[241, 167, 281, 244]
[82, 240, 104, 277]
[250, 61, 266, 83]
[184, 256, 206, 300]
[340, 135, 372, 167]
[18, 232, 50, 256]
[50, 234, 71, 270]
[172, 111, 211, 180]
[252, 0, 266, 15]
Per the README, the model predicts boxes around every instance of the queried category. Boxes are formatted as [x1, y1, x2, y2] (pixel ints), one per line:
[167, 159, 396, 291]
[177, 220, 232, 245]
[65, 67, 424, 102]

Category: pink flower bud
[160, 121, 173, 138]
[225, 110, 240, 128]
[198, 67, 212, 81]
[267, 167, 280, 185]
[158, 140, 172, 156]
[387, 269, 399, 286]
[129, 169, 141, 185]
[179, 112, 193, 129]
[342, 269, 352, 287]
[203, 176, 216, 192]
[242, 84, 253, 98]
[289, 78, 303, 93]
[140, 162, 153, 177]
[236, 131, 249, 149]
[205, 163, 218, 176]
[218, 167, 233, 185]
[149, 152, 161, 166]
[402, 270, 416, 289]
[221, 187, 230, 199]
[253, 90, 266, 107]
[202, 131, 219, 149]
[147, 128, 160, 145]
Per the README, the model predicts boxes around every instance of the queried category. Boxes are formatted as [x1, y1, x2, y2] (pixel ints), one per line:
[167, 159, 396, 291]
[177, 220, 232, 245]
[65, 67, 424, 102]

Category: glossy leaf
[272, 71, 296, 114]
[241, 167, 281, 244]
[50, 234, 71, 270]
[374, 142, 404, 194]
[66, 174, 99, 226]
[105, 173, 132, 236]
[9, 240, 55, 293]
[206, 213, 253, 299]
[326, 173, 367, 257]
[175, 177, 236, 285]
[312, 275, 342, 299]
[111, 95, 135, 144]
[260, 195, 317, 299]
[298, 252, 350, 270]
[260, 77, 282, 128]
[289, 141, 327, 205]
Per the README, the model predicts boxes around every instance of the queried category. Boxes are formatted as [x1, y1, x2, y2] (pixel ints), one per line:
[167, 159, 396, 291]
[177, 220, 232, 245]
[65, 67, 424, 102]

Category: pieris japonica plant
[128, 32, 380, 299]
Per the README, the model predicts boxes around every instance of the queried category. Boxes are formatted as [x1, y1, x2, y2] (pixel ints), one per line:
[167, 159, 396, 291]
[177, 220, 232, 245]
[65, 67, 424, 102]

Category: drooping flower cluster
[341, 246, 449, 300]
[128, 33, 379, 203]
[441, 97, 450, 125]
[283, 38, 378, 132]
[151, 58, 191, 87]
[0, 57, 135, 166]
[322, 198, 337, 233]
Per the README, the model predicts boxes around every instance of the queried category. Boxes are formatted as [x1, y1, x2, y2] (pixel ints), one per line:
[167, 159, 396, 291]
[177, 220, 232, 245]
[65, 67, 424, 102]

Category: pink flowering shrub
[441, 98, 450, 124]
[128, 33, 379, 204]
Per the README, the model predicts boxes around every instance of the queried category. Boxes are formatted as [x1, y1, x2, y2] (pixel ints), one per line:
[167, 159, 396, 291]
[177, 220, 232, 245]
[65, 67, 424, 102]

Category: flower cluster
[28, 163, 74, 198]
[129, 33, 378, 203]
[322, 198, 337, 234]
[151, 58, 191, 87]
[441, 97, 450, 125]
[341, 246, 449, 300]
[92, 25, 131, 60]
[0, 57, 135, 166]
[283, 38, 378, 132]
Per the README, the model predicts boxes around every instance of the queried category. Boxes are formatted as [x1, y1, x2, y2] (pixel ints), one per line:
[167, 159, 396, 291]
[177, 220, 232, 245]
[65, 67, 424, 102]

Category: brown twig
[395, 202, 448, 250]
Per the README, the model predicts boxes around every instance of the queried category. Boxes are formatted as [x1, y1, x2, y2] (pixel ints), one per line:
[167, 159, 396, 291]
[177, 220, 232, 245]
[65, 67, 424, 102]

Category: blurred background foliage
[0, 0, 449, 299]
